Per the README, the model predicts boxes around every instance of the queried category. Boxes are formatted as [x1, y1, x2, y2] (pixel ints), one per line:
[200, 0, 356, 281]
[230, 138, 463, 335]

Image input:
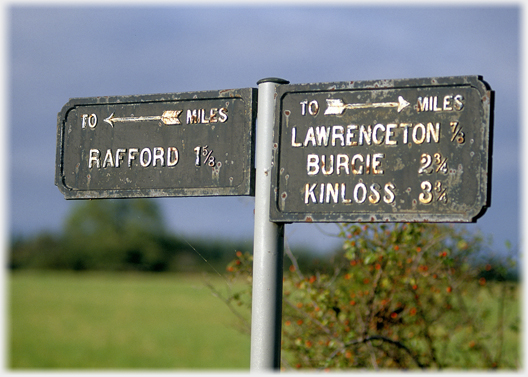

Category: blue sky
[5, 2, 521, 256]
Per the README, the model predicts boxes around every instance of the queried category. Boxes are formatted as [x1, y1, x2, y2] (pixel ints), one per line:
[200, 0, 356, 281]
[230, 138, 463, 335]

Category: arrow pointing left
[104, 110, 182, 127]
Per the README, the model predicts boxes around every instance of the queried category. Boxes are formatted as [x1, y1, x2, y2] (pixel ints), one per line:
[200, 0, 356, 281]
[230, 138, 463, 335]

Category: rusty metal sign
[270, 76, 493, 223]
[56, 88, 257, 199]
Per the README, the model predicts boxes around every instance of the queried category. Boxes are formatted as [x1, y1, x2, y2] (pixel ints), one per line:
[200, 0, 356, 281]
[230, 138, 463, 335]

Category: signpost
[269, 76, 493, 223]
[55, 88, 257, 199]
[55, 75, 493, 372]
[250, 78, 288, 370]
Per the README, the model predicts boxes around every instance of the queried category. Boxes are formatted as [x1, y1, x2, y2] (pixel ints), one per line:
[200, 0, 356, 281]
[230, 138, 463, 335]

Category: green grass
[7, 271, 251, 370]
[7, 271, 521, 370]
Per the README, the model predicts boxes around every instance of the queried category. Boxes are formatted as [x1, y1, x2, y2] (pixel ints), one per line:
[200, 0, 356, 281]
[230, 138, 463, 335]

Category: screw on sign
[270, 76, 493, 223]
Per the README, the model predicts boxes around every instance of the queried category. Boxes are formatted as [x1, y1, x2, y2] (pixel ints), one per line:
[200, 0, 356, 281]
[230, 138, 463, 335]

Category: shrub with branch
[218, 223, 519, 371]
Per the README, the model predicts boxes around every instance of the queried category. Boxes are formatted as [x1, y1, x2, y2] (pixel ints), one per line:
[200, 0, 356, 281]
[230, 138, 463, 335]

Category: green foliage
[61, 199, 169, 271]
[9, 232, 64, 270]
[9, 199, 250, 273]
[223, 223, 520, 371]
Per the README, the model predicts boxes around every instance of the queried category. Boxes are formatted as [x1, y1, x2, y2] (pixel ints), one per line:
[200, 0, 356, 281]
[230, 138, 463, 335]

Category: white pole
[250, 78, 289, 371]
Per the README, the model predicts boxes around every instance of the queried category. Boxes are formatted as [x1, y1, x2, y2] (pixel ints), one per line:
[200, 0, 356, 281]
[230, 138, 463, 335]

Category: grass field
[7, 270, 521, 370]
[7, 271, 251, 370]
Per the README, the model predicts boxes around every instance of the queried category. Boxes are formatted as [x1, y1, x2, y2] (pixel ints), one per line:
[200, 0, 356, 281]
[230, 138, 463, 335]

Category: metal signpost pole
[250, 78, 289, 371]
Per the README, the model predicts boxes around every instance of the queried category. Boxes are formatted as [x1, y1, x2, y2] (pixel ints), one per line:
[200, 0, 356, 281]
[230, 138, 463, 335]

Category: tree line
[8, 199, 325, 273]
[9, 199, 518, 282]
[9, 199, 252, 273]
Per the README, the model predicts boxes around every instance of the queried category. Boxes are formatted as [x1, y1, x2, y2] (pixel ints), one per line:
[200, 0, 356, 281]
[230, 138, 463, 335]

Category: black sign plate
[56, 88, 257, 199]
[270, 76, 493, 223]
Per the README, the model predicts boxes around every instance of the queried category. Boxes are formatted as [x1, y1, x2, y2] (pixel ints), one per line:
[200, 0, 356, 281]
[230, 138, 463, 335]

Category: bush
[221, 223, 520, 371]
[8, 199, 252, 273]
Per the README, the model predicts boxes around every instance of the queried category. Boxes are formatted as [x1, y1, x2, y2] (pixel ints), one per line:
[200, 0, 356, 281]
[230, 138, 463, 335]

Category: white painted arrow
[104, 110, 182, 127]
[324, 95, 410, 115]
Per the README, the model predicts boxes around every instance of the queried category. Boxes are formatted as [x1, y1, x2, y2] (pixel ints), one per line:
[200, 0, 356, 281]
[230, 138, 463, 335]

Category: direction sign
[56, 88, 257, 199]
[269, 76, 493, 223]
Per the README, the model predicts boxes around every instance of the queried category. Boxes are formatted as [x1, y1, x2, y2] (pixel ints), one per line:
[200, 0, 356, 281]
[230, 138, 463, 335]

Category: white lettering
[331, 125, 345, 146]
[359, 125, 372, 146]
[353, 182, 367, 204]
[87, 147, 179, 169]
[316, 126, 331, 147]
[140, 148, 152, 167]
[417, 96, 430, 112]
[103, 149, 114, 168]
[372, 153, 385, 175]
[341, 183, 352, 204]
[308, 100, 319, 116]
[321, 155, 334, 175]
[294, 122, 441, 148]
[218, 107, 228, 122]
[200, 109, 209, 124]
[153, 147, 164, 167]
[412, 123, 426, 144]
[454, 94, 464, 111]
[433, 96, 442, 111]
[306, 153, 386, 176]
[400, 123, 411, 144]
[305, 183, 317, 204]
[167, 147, 179, 167]
[186, 108, 227, 124]
[115, 149, 126, 168]
[300, 100, 308, 116]
[351, 154, 364, 175]
[307, 154, 319, 175]
[336, 154, 349, 175]
[82, 114, 97, 129]
[427, 122, 440, 143]
[304, 127, 316, 147]
[373, 124, 385, 145]
[443, 95, 453, 111]
[386, 123, 397, 145]
[89, 149, 100, 169]
[302, 181, 396, 205]
[418, 94, 464, 112]
[326, 183, 339, 203]
[209, 108, 218, 123]
[187, 109, 199, 124]
[82, 114, 89, 129]
[291, 127, 302, 147]
[346, 125, 358, 146]
[369, 183, 381, 204]
[128, 148, 139, 167]
[384, 182, 396, 204]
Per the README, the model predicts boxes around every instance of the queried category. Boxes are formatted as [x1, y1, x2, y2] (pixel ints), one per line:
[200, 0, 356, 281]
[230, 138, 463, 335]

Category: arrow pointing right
[324, 96, 410, 115]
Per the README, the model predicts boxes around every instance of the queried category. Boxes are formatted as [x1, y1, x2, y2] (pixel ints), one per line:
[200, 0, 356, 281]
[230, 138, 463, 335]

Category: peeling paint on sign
[270, 76, 493, 223]
[56, 88, 257, 199]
